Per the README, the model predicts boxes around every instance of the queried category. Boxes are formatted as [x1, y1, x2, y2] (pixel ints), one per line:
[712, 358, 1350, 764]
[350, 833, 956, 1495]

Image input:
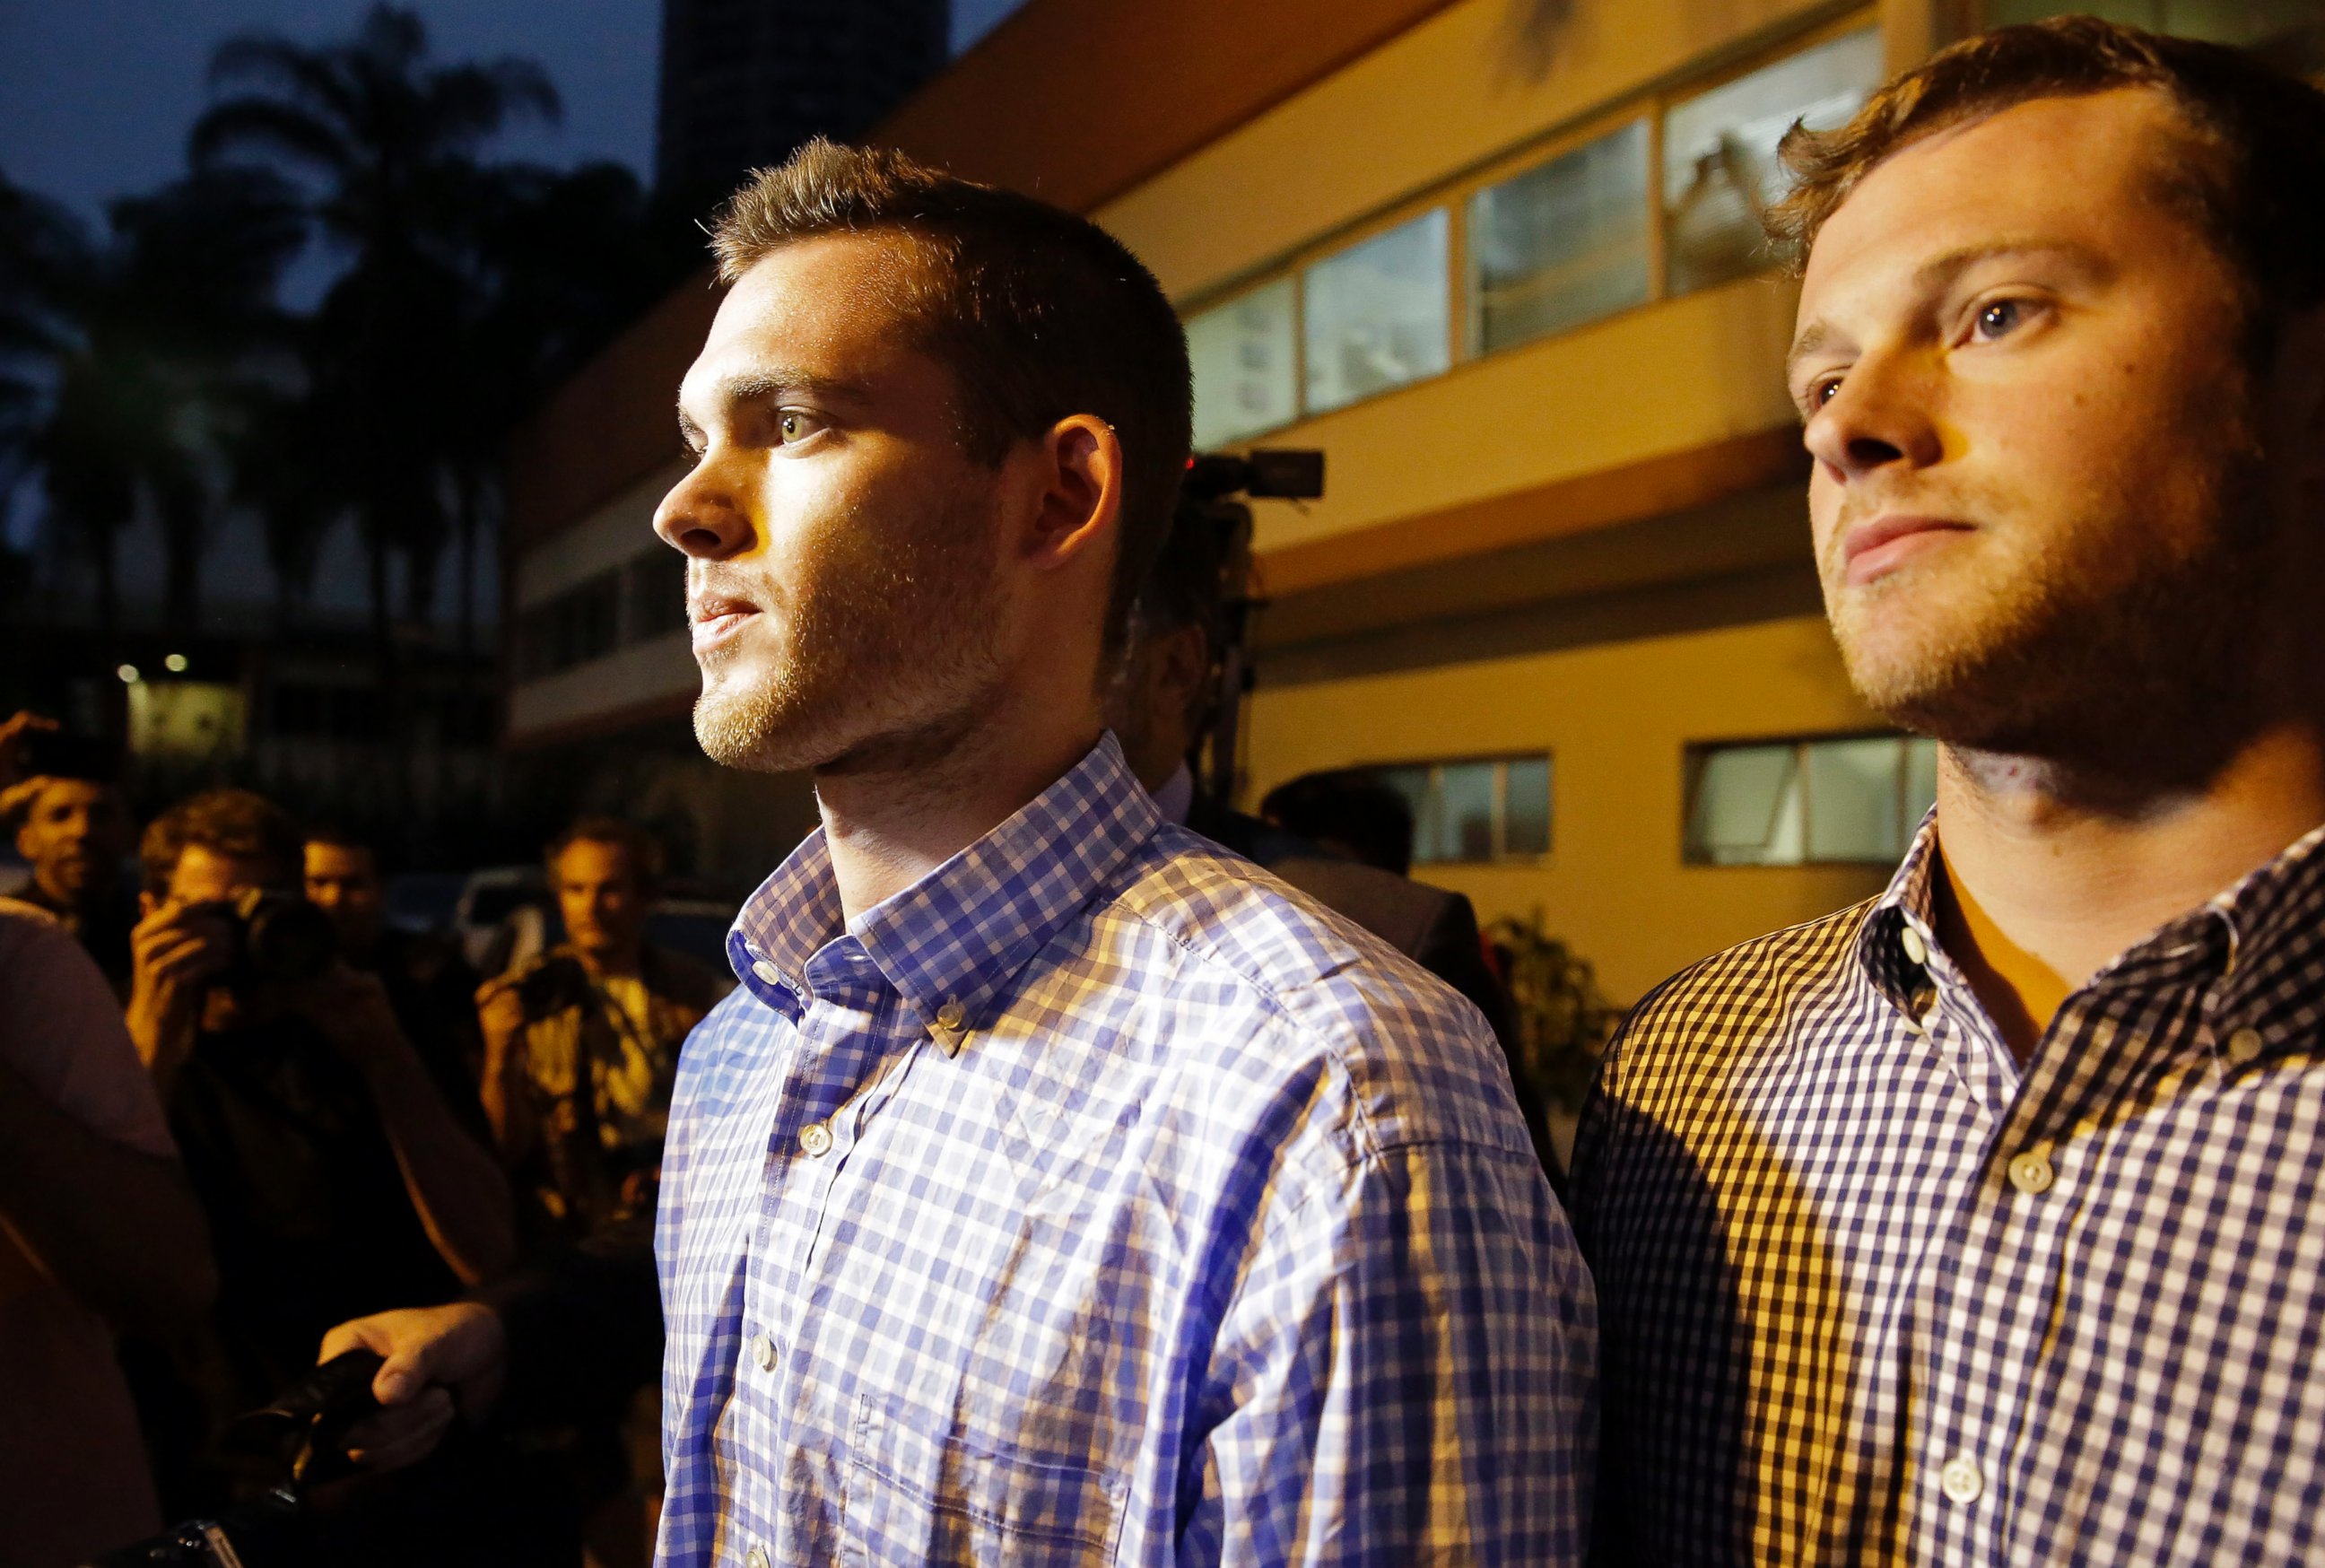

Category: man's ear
[1155, 622, 1212, 718]
[1023, 414, 1124, 572]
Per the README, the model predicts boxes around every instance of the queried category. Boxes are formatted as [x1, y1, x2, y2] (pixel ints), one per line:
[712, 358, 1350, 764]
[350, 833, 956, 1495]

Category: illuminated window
[1187, 278, 1298, 449]
[1685, 733, 1938, 866]
[1302, 210, 1450, 415]
[1376, 754, 1553, 865]
[1468, 120, 1651, 353]
[1662, 29, 1882, 296]
[1982, 0, 2324, 48]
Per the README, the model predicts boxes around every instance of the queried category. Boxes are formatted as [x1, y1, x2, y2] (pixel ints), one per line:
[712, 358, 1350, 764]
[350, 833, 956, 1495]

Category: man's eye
[776, 410, 818, 443]
[1972, 300, 2028, 341]
[1813, 376, 1843, 408]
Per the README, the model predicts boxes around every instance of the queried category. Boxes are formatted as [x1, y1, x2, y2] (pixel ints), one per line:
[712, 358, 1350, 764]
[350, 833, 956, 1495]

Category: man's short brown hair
[1769, 17, 2325, 344]
[710, 139, 1194, 658]
[545, 816, 665, 888]
[142, 788, 302, 897]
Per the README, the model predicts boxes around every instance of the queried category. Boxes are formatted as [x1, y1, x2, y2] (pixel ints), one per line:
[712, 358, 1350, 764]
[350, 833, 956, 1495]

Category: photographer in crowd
[125, 788, 513, 1511]
[479, 818, 728, 1249]
[306, 825, 490, 1138]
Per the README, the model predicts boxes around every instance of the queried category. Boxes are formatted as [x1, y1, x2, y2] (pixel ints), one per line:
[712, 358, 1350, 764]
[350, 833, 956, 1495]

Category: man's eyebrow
[710, 366, 870, 409]
[1787, 239, 2112, 379]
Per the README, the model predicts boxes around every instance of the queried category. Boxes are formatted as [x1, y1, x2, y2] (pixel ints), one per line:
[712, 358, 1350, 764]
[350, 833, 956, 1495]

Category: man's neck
[578, 945, 643, 981]
[1931, 720, 2325, 1060]
[815, 703, 1105, 925]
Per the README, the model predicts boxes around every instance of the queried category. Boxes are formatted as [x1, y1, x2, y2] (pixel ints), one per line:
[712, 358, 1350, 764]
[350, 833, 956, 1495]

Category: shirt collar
[1859, 806, 2325, 1027]
[728, 731, 1161, 1038]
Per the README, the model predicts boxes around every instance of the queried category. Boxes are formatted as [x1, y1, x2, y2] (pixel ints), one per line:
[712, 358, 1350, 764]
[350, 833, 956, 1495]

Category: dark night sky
[0, 0, 1026, 222]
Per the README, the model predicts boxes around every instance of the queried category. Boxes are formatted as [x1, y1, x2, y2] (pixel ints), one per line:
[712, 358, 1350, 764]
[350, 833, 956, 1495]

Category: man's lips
[689, 596, 760, 653]
[1841, 515, 1974, 586]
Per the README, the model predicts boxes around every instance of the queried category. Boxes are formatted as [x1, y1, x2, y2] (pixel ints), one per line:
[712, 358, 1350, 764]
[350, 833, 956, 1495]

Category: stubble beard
[1831, 451, 2278, 797]
[692, 485, 1009, 776]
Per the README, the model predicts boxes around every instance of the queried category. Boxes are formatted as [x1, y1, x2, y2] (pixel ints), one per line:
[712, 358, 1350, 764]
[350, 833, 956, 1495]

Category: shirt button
[2007, 1148, 2054, 1196]
[746, 1548, 771, 1568]
[1938, 1457, 1983, 1504]
[1900, 925, 1930, 966]
[2226, 1027, 2266, 1066]
[753, 1332, 777, 1372]
[752, 959, 781, 985]
[935, 997, 966, 1031]
[798, 1120, 833, 1157]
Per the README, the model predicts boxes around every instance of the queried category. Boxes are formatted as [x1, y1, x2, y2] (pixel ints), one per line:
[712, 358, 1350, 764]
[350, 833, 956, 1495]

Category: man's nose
[1803, 350, 1945, 483]
[653, 456, 755, 562]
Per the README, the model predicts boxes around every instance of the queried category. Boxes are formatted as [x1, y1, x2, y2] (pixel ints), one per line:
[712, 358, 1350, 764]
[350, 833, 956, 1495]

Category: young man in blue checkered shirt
[1572, 19, 2325, 1564]
[631, 142, 1590, 1565]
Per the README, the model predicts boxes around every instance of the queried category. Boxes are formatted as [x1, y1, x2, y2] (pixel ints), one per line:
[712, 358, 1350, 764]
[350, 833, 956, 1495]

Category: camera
[186, 887, 341, 989]
[83, 1352, 383, 1568]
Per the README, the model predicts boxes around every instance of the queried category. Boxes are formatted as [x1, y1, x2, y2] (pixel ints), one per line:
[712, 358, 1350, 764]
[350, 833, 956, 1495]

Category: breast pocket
[841, 1389, 1127, 1568]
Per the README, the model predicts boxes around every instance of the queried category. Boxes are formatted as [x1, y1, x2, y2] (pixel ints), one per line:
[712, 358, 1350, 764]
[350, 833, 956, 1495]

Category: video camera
[1177, 448, 1325, 805]
[85, 1351, 385, 1568]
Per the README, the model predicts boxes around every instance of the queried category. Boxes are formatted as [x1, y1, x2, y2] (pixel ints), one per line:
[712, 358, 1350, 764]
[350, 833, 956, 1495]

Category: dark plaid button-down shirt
[1572, 814, 2325, 1565]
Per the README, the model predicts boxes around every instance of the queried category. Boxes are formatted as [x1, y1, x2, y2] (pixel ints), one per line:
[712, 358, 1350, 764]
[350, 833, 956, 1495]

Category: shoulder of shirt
[1598, 895, 1881, 1094]
[1096, 823, 1533, 1165]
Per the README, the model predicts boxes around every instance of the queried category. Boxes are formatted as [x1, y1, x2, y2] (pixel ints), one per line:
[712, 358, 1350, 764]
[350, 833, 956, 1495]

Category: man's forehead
[1804, 88, 2195, 292]
[688, 234, 920, 387]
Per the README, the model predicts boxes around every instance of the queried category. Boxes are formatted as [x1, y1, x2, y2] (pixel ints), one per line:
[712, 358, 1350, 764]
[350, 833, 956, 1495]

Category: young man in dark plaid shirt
[1572, 18, 2325, 1564]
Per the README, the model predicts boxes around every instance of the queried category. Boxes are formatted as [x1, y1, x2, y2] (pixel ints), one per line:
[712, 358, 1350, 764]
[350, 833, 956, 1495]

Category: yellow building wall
[1100, 0, 1853, 301]
[1244, 613, 1894, 1002]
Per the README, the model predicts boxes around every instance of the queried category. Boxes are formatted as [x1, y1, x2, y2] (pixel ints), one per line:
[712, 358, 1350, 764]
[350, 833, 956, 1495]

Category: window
[1662, 28, 1883, 296]
[1685, 733, 1938, 866]
[1983, 0, 2324, 48]
[1302, 210, 1450, 415]
[1469, 120, 1651, 353]
[1375, 754, 1554, 865]
[519, 570, 622, 679]
[626, 548, 689, 643]
[1188, 278, 1299, 449]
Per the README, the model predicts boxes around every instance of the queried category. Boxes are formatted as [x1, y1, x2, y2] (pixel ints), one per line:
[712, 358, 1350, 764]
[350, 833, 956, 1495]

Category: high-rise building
[655, 0, 951, 203]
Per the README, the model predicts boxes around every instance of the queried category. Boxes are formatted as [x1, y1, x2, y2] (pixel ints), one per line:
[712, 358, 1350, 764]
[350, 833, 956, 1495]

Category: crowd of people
[8, 13, 2325, 1567]
[0, 734, 745, 1563]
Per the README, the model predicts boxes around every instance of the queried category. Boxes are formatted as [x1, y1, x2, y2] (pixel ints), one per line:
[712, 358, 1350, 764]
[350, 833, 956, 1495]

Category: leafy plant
[1485, 908, 1621, 1113]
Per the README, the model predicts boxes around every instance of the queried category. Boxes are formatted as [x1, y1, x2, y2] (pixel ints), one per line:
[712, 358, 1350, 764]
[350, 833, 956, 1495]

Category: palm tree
[189, 4, 562, 666]
[0, 165, 295, 642]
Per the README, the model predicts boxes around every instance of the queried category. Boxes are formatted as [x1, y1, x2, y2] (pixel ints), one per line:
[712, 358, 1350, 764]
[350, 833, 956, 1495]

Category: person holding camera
[477, 818, 727, 1250]
[123, 788, 513, 1508]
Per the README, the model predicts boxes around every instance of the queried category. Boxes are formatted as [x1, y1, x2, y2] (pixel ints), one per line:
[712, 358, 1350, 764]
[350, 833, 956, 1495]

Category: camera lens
[244, 897, 340, 983]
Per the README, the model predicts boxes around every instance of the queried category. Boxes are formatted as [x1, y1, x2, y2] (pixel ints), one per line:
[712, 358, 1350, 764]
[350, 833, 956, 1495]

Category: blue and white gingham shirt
[1572, 812, 2325, 1564]
[655, 734, 1595, 1566]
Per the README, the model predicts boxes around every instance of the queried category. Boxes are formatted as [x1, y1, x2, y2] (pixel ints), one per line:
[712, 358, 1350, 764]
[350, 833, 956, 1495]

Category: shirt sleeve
[0, 902, 176, 1158]
[1177, 1137, 1597, 1566]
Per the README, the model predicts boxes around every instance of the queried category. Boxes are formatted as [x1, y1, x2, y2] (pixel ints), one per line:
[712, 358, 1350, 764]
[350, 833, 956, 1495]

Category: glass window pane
[1441, 762, 1496, 861]
[1302, 210, 1450, 415]
[1985, 0, 2324, 49]
[1805, 737, 1903, 862]
[1469, 121, 1650, 353]
[1378, 765, 1445, 863]
[1688, 744, 1803, 865]
[1502, 755, 1552, 856]
[1905, 736, 1940, 827]
[1188, 278, 1298, 449]
[1663, 29, 1882, 295]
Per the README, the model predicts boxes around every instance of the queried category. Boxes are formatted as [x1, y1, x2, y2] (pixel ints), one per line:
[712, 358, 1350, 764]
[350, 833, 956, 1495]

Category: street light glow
[165, 652, 189, 673]
[118, 664, 141, 684]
